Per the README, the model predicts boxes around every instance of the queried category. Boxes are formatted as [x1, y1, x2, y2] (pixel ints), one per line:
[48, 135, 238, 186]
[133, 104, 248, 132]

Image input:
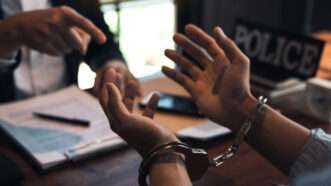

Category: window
[78, 0, 176, 89]
[102, 0, 176, 77]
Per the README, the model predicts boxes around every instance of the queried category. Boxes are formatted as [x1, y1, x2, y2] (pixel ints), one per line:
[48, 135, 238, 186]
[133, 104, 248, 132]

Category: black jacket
[0, 0, 124, 103]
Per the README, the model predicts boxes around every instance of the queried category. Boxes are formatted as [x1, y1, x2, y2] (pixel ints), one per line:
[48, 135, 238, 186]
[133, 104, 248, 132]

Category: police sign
[233, 19, 325, 82]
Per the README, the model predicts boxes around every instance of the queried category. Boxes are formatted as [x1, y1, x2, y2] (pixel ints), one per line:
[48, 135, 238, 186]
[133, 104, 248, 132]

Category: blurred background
[78, 0, 331, 89]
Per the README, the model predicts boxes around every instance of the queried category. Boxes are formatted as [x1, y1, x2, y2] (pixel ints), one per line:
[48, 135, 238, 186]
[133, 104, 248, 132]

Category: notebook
[0, 86, 126, 172]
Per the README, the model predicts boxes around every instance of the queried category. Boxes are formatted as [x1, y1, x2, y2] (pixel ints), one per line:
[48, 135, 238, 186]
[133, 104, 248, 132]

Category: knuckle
[205, 39, 216, 49]
[49, 13, 62, 24]
[196, 49, 205, 59]
[37, 26, 51, 35]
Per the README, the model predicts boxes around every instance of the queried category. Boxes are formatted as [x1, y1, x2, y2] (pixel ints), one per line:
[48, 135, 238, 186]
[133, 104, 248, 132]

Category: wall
[177, 0, 331, 36]
[201, 0, 306, 35]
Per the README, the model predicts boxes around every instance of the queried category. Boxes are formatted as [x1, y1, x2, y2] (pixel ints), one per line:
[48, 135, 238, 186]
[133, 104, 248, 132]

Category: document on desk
[0, 86, 126, 171]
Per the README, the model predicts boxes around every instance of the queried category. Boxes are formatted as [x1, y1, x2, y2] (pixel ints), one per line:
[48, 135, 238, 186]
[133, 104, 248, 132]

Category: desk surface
[0, 74, 329, 186]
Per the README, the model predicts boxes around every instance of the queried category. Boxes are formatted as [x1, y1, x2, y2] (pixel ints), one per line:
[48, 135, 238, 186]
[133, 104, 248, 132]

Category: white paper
[0, 86, 125, 171]
[176, 121, 231, 141]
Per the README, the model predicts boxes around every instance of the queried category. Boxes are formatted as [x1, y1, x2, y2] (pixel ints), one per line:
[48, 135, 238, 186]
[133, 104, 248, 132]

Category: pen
[33, 112, 90, 127]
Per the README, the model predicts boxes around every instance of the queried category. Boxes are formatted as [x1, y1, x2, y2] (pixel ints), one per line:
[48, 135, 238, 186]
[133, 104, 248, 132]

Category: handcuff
[139, 96, 268, 186]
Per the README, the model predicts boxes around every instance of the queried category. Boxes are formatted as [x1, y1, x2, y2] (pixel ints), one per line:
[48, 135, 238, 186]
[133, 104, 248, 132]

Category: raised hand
[163, 24, 256, 131]
[99, 83, 178, 157]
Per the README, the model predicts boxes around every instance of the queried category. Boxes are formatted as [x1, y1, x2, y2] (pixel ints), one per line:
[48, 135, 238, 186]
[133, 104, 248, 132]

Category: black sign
[232, 19, 325, 83]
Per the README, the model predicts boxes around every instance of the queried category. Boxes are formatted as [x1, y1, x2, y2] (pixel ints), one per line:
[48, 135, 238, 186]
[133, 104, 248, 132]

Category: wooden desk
[2, 74, 328, 186]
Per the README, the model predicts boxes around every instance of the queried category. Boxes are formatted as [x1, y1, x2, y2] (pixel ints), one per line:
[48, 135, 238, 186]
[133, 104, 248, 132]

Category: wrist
[150, 152, 186, 172]
[228, 95, 258, 132]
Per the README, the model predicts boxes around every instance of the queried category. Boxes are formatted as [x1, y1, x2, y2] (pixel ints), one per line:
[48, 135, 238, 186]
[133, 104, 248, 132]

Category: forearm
[235, 96, 310, 174]
[150, 162, 192, 186]
[247, 105, 310, 174]
[149, 153, 192, 186]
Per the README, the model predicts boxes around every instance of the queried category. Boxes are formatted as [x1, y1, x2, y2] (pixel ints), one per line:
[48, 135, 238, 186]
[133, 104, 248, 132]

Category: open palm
[99, 83, 178, 157]
[163, 25, 253, 130]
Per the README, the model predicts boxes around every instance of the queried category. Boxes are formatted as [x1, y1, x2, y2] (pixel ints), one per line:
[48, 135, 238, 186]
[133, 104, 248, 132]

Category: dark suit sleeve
[72, 0, 125, 72]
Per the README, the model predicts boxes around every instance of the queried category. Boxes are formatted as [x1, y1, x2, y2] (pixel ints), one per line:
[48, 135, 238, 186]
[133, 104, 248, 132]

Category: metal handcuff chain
[138, 96, 268, 186]
[210, 96, 268, 167]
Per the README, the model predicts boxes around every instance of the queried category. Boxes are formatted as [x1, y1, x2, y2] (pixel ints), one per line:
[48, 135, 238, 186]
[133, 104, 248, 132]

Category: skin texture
[163, 24, 310, 174]
[99, 24, 311, 186]
[99, 83, 178, 157]
[99, 83, 190, 186]
[162, 25, 253, 131]
[93, 61, 142, 102]
[0, 6, 106, 57]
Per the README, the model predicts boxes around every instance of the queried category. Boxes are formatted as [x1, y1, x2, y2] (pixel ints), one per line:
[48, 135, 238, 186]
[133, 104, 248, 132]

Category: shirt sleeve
[0, 49, 19, 71]
[0, 57, 17, 72]
[289, 129, 331, 181]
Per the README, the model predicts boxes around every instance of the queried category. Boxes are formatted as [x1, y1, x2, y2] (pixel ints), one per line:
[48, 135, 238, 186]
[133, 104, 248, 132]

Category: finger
[212, 63, 229, 94]
[55, 26, 82, 53]
[162, 66, 194, 94]
[164, 49, 200, 80]
[75, 27, 91, 53]
[61, 7, 106, 44]
[115, 73, 125, 96]
[98, 84, 109, 113]
[123, 97, 134, 112]
[48, 33, 72, 54]
[142, 92, 160, 119]
[103, 68, 118, 86]
[173, 33, 212, 68]
[125, 80, 137, 99]
[93, 74, 102, 96]
[26, 34, 62, 56]
[106, 83, 130, 122]
[60, 27, 85, 54]
[47, 23, 73, 53]
[213, 26, 249, 64]
[185, 24, 223, 58]
[37, 42, 61, 56]
[97, 68, 117, 98]
[38, 41, 62, 56]
[70, 28, 86, 54]
[126, 78, 142, 98]
[94, 65, 111, 96]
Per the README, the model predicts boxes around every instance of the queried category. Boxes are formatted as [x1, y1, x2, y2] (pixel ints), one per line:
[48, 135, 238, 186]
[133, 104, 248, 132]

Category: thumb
[106, 83, 130, 122]
[142, 92, 160, 119]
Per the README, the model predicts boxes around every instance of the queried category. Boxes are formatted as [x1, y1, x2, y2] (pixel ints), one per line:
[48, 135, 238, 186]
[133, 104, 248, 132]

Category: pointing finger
[61, 6, 106, 44]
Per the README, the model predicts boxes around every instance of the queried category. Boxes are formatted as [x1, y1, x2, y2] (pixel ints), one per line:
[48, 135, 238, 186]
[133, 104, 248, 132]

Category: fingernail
[215, 26, 226, 38]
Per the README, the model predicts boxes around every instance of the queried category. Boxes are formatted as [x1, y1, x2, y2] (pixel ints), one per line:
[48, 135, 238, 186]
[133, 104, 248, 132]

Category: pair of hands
[0, 5, 141, 105]
[99, 24, 257, 157]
